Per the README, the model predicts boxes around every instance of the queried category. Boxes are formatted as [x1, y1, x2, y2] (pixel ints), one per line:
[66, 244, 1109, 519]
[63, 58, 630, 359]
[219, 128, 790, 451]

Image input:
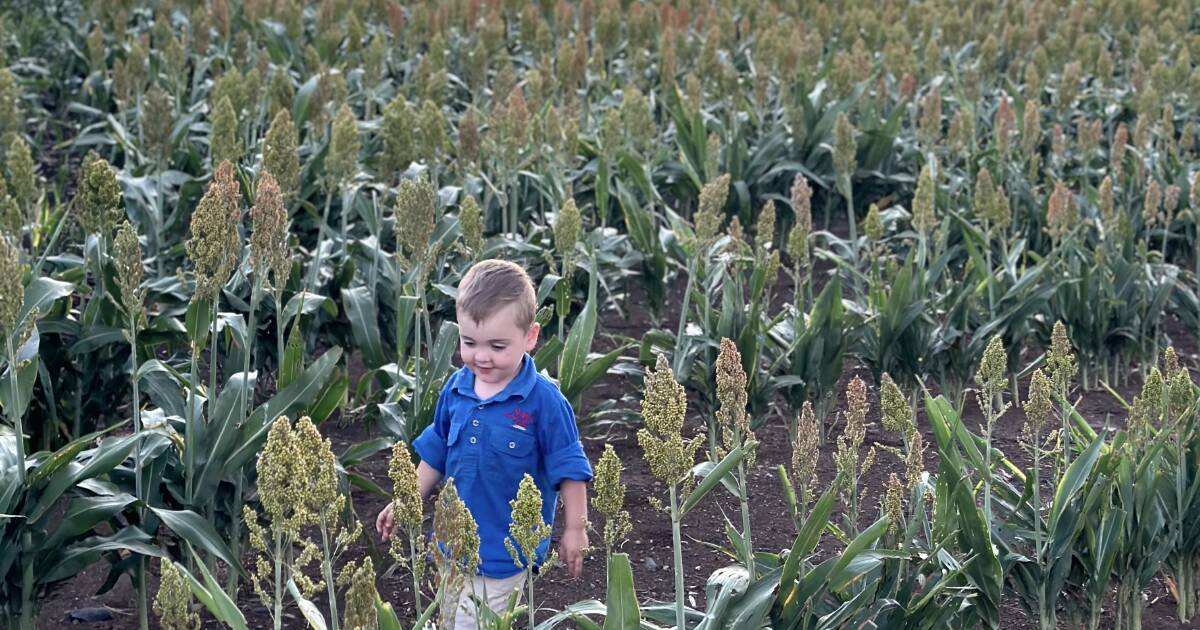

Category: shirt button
[469, 437, 477, 444]
[508, 441, 516, 449]
[472, 419, 479, 426]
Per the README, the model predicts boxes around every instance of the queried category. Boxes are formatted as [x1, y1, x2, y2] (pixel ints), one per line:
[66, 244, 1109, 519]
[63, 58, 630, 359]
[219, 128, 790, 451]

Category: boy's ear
[524, 322, 540, 350]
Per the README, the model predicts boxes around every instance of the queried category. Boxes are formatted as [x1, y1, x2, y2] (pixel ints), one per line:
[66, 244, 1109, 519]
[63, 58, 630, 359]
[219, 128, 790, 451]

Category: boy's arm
[558, 479, 589, 578]
[416, 460, 443, 499]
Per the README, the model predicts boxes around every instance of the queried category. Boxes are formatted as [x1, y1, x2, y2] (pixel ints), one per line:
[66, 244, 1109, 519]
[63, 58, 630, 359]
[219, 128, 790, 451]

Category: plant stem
[526, 565, 535, 630]
[669, 483, 685, 630]
[305, 187, 335, 304]
[672, 260, 696, 377]
[10, 336, 34, 630]
[209, 294, 220, 408]
[737, 460, 754, 580]
[409, 535, 423, 612]
[321, 514, 340, 630]
[273, 530, 283, 630]
[185, 341, 199, 507]
[129, 318, 149, 630]
[228, 277, 261, 597]
[275, 288, 286, 387]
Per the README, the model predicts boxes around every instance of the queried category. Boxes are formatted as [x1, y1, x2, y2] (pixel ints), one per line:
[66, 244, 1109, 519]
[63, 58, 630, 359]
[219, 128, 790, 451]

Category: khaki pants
[446, 572, 525, 630]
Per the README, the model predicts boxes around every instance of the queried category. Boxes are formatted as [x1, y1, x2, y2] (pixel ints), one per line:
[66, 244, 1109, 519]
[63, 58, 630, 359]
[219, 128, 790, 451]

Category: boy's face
[457, 302, 539, 387]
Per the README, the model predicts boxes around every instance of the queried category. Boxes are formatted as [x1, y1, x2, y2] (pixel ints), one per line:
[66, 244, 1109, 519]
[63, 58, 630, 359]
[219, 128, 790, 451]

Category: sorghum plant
[505, 474, 555, 630]
[975, 335, 1010, 527]
[114, 220, 149, 628]
[183, 160, 241, 510]
[388, 441, 425, 611]
[430, 479, 480, 630]
[715, 337, 759, 576]
[637, 355, 705, 630]
[591, 444, 631, 560]
[153, 558, 199, 630]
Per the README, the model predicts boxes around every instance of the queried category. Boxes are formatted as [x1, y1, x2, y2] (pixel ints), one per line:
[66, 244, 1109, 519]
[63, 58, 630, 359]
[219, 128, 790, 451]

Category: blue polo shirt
[412, 353, 593, 578]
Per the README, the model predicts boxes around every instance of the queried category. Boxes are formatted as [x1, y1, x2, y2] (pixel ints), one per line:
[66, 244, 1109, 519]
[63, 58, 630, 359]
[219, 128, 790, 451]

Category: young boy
[376, 259, 593, 628]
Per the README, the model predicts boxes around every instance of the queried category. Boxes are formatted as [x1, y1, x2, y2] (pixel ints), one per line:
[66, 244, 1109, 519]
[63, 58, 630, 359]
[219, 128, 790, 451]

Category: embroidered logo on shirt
[506, 408, 534, 430]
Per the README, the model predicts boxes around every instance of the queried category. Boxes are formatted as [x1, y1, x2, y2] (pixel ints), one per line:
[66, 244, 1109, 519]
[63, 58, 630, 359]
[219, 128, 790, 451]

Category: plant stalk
[669, 483, 685, 630]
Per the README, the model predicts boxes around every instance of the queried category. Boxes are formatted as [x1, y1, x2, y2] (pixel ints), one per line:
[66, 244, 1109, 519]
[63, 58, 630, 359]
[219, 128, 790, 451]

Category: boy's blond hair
[457, 259, 537, 330]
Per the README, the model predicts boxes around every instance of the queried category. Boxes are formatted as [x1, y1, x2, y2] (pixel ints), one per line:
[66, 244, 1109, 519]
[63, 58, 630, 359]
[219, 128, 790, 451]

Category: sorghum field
[1, 0, 1199, 628]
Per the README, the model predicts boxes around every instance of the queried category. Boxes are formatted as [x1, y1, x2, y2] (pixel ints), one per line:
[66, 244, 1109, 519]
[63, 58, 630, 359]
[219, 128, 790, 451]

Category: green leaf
[40, 494, 137, 550]
[279, 323, 305, 389]
[603, 553, 640, 630]
[681, 445, 746, 517]
[343, 286, 385, 368]
[560, 267, 598, 393]
[224, 348, 344, 476]
[182, 546, 248, 630]
[376, 599, 403, 630]
[288, 578, 329, 630]
[1, 328, 40, 421]
[151, 508, 244, 577]
[185, 298, 212, 347]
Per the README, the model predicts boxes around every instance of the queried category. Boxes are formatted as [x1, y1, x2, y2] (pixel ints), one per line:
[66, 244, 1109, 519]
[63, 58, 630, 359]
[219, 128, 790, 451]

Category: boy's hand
[559, 525, 588, 578]
[375, 503, 395, 541]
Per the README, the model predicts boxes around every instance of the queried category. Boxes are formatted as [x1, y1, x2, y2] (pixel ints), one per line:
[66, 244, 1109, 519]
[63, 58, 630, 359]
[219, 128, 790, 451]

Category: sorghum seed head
[458, 194, 484, 256]
[6, 136, 37, 214]
[263, 109, 300, 203]
[879, 373, 914, 436]
[554, 197, 581, 267]
[716, 338, 754, 459]
[1111, 124, 1128, 180]
[694, 173, 730, 244]
[637, 354, 702, 484]
[863, 202, 884, 244]
[1164, 185, 1181, 217]
[1164, 347, 1180, 377]
[1046, 320, 1077, 392]
[393, 175, 437, 263]
[430, 478, 480, 579]
[755, 200, 776, 256]
[154, 558, 200, 630]
[327, 104, 361, 187]
[994, 96, 1015, 157]
[832, 113, 857, 179]
[791, 401, 819, 502]
[142, 86, 174, 165]
[1141, 368, 1166, 424]
[1024, 368, 1053, 444]
[975, 335, 1008, 399]
[381, 96, 417, 181]
[186, 160, 241, 304]
[114, 220, 145, 323]
[250, 171, 289, 285]
[76, 151, 125, 236]
[209, 96, 242, 167]
[506, 473, 551, 570]
[0, 233, 22, 335]
[911, 161, 936, 235]
[1046, 180, 1073, 241]
[884, 473, 903, 535]
[388, 441, 423, 532]
[905, 430, 925, 490]
[1142, 178, 1162, 226]
[341, 557, 379, 630]
[1098, 176, 1116, 231]
[1167, 366, 1193, 420]
[256, 416, 310, 537]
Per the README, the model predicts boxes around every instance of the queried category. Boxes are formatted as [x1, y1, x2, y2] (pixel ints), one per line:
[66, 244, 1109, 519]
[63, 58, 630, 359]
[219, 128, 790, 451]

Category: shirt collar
[453, 353, 538, 402]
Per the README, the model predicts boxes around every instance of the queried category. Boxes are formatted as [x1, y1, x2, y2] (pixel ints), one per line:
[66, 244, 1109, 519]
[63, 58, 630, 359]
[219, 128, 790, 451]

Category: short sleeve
[412, 383, 454, 474]
[538, 395, 593, 489]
